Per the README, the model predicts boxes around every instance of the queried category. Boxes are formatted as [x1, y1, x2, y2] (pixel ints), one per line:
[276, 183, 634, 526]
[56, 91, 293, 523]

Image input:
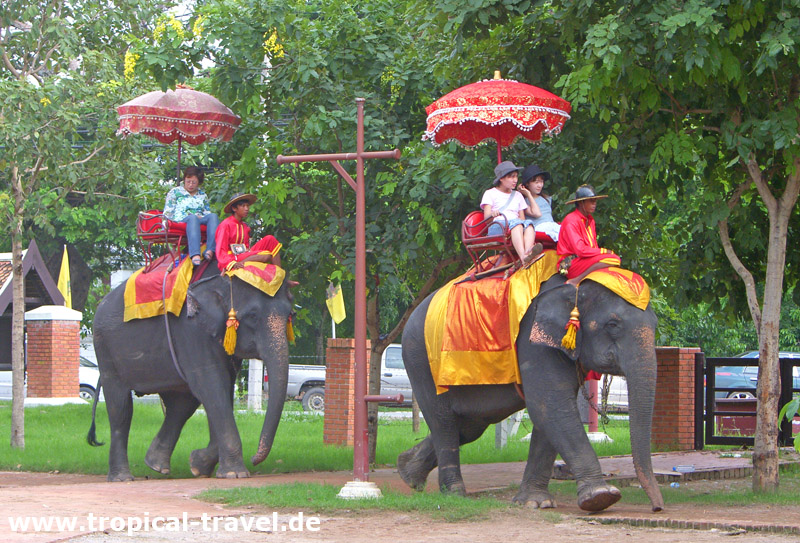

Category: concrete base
[587, 432, 613, 443]
[24, 397, 85, 407]
[337, 481, 383, 500]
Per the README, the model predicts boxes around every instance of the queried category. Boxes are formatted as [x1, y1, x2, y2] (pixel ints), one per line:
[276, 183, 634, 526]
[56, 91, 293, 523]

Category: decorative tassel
[561, 306, 580, 350]
[224, 308, 239, 355]
[286, 316, 295, 344]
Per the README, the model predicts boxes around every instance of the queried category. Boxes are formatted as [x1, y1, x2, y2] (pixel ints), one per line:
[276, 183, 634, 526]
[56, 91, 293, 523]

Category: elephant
[397, 273, 664, 512]
[87, 264, 294, 482]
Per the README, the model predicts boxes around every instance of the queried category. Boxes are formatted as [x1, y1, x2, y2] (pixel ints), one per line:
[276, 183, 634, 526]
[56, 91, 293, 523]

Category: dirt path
[3, 469, 800, 542]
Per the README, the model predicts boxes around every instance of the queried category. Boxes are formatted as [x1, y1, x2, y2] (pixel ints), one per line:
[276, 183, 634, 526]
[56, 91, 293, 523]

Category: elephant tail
[86, 377, 105, 447]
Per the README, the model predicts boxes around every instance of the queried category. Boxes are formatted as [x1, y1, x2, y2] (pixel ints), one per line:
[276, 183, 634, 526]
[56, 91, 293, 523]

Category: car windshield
[80, 357, 97, 368]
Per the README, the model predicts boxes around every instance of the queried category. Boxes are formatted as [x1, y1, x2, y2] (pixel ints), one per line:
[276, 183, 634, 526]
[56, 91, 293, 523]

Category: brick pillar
[652, 347, 701, 451]
[324, 338, 370, 446]
[24, 306, 82, 399]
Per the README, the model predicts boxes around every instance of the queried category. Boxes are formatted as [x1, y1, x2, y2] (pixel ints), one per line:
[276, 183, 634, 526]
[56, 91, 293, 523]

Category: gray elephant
[88, 265, 293, 481]
[397, 274, 664, 512]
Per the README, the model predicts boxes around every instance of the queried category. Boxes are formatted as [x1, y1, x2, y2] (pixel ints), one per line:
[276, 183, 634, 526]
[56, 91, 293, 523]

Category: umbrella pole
[177, 136, 182, 182]
[496, 137, 502, 164]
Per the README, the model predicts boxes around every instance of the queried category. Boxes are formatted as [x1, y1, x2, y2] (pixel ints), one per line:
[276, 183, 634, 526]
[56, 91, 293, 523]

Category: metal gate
[694, 353, 799, 449]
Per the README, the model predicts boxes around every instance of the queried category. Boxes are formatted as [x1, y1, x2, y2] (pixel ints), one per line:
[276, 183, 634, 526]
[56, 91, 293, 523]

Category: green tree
[0, 0, 169, 447]
[551, 0, 800, 491]
[129, 0, 502, 461]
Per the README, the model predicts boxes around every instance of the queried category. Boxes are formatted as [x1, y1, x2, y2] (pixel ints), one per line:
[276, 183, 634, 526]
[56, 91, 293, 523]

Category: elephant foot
[577, 482, 621, 512]
[397, 448, 431, 492]
[144, 450, 171, 475]
[216, 468, 250, 479]
[189, 449, 217, 478]
[107, 471, 134, 482]
[439, 481, 467, 497]
[512, 489, 557, 509]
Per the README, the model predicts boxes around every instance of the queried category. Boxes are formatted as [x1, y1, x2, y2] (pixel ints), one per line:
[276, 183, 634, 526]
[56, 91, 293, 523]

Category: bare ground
[3, 471, 800, 543]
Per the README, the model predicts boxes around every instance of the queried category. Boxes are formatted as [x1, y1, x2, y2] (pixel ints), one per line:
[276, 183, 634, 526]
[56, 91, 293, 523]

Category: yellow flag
[57, 245, 72, 309]
[325, 282, 346, 324]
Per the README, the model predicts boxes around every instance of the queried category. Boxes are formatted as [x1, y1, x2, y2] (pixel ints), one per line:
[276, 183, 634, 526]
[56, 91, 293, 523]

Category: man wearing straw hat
[556, 185, 620, 280]
[215, 192, 282, 272]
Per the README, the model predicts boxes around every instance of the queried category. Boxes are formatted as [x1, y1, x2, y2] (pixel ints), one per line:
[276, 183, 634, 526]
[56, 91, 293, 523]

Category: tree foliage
[549, 0, 800, 492]
[0, 0, 172, 447]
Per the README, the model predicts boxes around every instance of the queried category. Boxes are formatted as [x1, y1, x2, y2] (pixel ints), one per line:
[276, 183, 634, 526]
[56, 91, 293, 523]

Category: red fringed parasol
[423, 73, 571, 163]
[117, 85, 241, 178]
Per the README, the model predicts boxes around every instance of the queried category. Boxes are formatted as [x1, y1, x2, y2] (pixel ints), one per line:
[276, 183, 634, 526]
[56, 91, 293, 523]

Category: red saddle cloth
[123, 253, 194, 322]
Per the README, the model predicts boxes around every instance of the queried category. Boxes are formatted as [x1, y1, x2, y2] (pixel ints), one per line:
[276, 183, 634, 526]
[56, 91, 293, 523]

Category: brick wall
[26, 318, 80, 398]
[652, 347, 700, 451]
[324, 338, 370, 446]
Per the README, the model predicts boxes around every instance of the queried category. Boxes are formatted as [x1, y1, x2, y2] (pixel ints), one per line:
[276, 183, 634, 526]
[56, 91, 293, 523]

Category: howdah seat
[461, 210, 557, 276]
[136, 209, 207, 270]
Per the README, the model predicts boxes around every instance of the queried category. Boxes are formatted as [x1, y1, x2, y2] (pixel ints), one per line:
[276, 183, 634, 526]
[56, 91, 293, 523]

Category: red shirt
[557, 208, 620, 278]
[215, 215, 251, 271]
[215, 215, 282, 272]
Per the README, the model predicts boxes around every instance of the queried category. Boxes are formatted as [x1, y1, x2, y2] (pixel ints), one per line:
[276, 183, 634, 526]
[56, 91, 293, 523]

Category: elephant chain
[577, 363, 611, 425]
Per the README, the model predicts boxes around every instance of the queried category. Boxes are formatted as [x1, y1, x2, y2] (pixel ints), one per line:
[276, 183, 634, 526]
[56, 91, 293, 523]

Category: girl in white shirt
[479, 161, 542, 264]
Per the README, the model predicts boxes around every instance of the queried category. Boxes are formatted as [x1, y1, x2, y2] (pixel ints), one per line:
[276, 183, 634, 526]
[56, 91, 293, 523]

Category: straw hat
[223, 192, 257, 214]
[564, 185, 608, 205]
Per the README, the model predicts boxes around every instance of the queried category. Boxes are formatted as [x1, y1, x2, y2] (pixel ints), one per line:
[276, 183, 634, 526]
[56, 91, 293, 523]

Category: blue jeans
[487, 218, 534, 236]
[181, 213, 219, 257]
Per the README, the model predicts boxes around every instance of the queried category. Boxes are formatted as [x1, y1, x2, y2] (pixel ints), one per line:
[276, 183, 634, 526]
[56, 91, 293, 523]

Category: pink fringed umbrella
[423, 72, 571, 163]
[117, 85, 241, 178]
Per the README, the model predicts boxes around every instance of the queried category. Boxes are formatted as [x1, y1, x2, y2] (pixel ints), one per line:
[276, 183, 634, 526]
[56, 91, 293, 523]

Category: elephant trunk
[251, 326, 289, 466]
[624, 346, 664, 512]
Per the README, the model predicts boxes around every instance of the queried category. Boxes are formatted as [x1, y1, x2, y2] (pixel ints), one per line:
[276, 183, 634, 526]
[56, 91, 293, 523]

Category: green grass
[618, 464, 800, 507]
[4, 401, 800, 512]
[200, 464, 800, 516]
[0, 402, 633, 476]
[198, 483, 515, 522]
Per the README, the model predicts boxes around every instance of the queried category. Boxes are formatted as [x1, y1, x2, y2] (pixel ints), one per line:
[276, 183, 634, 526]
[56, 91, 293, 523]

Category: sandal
[522, 243, 544, 265]
[191, 255, 202, 266]
[203, 250, 214, 261]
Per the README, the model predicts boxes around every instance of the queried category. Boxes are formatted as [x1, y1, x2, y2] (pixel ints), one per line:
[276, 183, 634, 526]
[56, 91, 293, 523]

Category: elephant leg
[104, 378, 134, 482]
[185, 370, 248, 478]
[397, 436, 438, 491]
[410, 384, 467, 495]
[145, 391, 200, 475]
[431, 415, 490, 495]
[190, 425, 219, 477]
[521, 356, 620, 512]
[513, 426, 558, 508]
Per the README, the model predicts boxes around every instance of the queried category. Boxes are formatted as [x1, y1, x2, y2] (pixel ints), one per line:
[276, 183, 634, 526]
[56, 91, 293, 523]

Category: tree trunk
[366, 291, 382, 464]
[752, 195, 793, 492]
[748, 157, 799, 492]
[10, 165, 25, 449]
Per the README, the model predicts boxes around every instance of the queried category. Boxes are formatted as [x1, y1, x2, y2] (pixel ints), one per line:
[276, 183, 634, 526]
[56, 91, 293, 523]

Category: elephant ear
[527, 282, 582, 361]
[186, 278, 229, 335]
[186, 291, 199, 318]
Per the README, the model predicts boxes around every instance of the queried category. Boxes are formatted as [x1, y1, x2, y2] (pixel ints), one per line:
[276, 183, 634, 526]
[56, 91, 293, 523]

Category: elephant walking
[397, 274, 664, 512]
[88, 266, 294, 481]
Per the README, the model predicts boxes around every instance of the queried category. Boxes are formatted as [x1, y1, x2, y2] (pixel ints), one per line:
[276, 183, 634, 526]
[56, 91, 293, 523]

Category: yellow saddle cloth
[424, 250, 559, 394]
[583, 267, 650, 310]
[124, 256, 285, 322]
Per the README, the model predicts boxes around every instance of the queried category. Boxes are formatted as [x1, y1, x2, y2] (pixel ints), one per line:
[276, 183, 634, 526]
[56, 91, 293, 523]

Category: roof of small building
[0, 240, 63, 316]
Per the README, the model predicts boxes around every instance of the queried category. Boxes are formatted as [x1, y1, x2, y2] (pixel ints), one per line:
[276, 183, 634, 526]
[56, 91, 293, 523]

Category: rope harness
[162, 262, 187, 382]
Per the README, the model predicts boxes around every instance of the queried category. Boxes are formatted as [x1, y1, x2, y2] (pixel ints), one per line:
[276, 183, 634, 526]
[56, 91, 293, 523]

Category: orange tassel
[286, 318, 295, 344]
[224, 308, 239, 355]
[561, 306, 580, 350]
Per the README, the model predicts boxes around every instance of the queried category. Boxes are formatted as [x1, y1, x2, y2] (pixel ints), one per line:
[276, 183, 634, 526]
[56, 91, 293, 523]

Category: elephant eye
[605, 318, 622, 334]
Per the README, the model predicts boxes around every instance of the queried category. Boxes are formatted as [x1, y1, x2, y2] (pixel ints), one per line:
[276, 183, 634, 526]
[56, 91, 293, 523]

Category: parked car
[78, 356, 102, 401]
[267, 344, 413, 412]
[714, 351, 800, 399]
[0, 355, 102, 402]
